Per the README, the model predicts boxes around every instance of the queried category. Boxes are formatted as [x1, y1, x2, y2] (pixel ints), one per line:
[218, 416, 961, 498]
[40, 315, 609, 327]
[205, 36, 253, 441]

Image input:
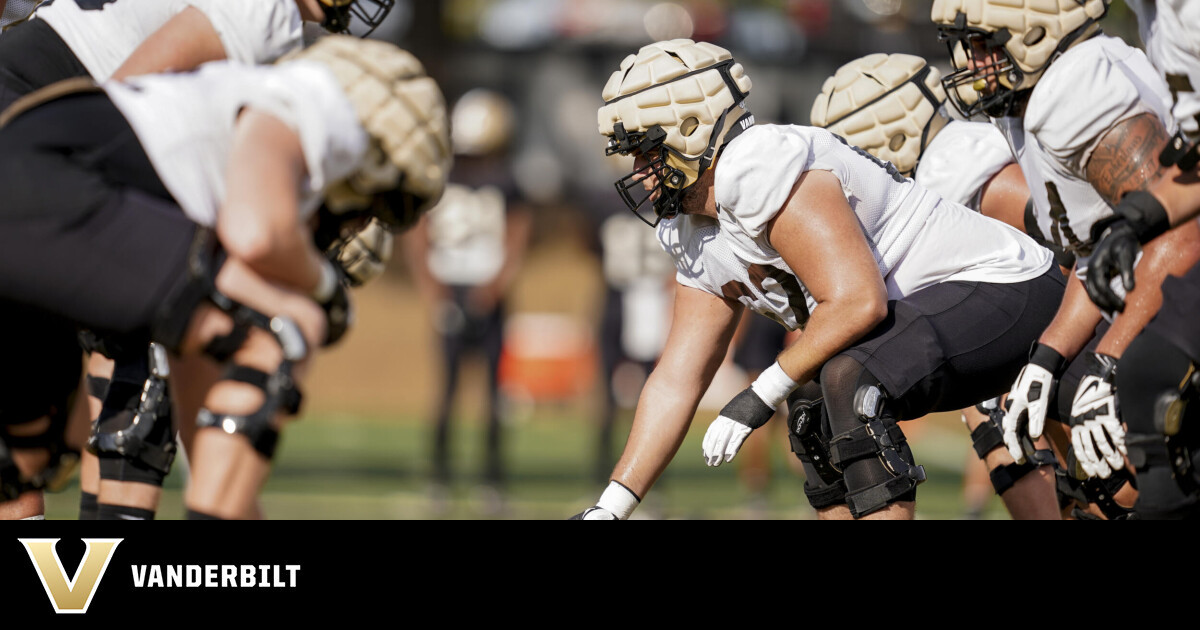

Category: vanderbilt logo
[19, 538, 122, 614]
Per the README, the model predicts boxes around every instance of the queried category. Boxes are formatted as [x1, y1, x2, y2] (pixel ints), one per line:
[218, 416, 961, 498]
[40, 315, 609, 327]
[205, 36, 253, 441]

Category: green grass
[43, 411, 1013, 520]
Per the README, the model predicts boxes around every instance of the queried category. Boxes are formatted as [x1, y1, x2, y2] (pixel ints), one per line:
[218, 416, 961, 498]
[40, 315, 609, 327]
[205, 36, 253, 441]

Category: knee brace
[87, 343, 177, 485]
[149, 228, 306, 459]
[0, 403, 79, 501]
[785, 394, 847, 509]
[1053, 448, 1138, 520]
[828, 385, 926, 519]
[970, 400, 1058, 496]
[194, 310, 307, 460]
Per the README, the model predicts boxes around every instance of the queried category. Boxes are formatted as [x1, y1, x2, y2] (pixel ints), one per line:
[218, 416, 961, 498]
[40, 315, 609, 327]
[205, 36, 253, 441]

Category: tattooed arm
[1084, 113, 1200, 357]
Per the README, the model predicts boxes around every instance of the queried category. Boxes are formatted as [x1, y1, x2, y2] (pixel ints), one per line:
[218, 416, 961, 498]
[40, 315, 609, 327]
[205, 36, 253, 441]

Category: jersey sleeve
[915, 121, 1013, 210]
[1025, 40, 1166, 177]
[186, 0, 303, 65]
[714, 125, 813, 239]
[239, 61, 369, 206]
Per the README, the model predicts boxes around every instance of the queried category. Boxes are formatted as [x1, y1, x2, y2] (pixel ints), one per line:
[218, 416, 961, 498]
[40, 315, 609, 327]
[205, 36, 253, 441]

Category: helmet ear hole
[888, 134, 906, 152]
[680, 117, 700, 137]
[1023, 26, 1046, 46]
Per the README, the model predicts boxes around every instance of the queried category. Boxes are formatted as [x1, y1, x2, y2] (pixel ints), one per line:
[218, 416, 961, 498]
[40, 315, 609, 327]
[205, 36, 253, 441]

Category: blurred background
[47, 0, 1144, 520]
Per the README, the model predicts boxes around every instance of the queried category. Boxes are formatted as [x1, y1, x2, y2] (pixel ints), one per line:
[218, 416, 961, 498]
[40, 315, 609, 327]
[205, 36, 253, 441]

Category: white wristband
[750, 362, 799, 410]
[312, 259, 338, 304]
[596, 481, 641, 520]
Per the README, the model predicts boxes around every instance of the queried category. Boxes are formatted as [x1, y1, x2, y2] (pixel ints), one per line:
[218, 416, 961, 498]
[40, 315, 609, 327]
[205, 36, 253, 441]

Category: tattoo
[1085, 113, 1171, 206]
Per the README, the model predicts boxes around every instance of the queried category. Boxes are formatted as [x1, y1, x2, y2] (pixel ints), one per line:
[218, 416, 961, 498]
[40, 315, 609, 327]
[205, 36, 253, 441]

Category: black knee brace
[194, 311, 307, 460]
[785, 394, 847, 509]
[0, 404, 79, 501]
[88, 343, 177, 486]
[1054, 448, 1138, 520]
[829, 385, 926, 518]
[150, 228, 306, 460]
[971, 400, 1058, 496]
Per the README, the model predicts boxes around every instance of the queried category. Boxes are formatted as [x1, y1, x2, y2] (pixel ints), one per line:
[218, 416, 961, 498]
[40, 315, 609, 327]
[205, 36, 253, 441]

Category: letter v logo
[19, 538, 122, 614]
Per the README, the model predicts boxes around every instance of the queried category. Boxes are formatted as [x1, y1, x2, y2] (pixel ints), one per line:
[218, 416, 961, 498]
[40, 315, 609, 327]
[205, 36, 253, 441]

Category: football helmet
[292, 35, 452, 232]
[319, 0, 395, 36]
[931, 0, 1110, 117]
[598, 39, 753, 226]
[451, 89, 515, 157]
[811, 53, 949, 177]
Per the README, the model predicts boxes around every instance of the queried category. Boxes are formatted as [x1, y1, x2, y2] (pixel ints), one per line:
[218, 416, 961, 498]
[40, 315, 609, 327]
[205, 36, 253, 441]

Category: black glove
[1085, 218, 1139, 314]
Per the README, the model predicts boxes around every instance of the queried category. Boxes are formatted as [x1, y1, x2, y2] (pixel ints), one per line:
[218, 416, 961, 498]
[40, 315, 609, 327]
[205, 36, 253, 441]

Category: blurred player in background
[728, 312, 791, 517]
[811, 53, 1060, 519]
[0, 35, 449, 519]
[0, 0, 395, 522]
[574, 39, 1061, 520]
[405, 89, 530, 514]
[1087, 1, 1200, 518]
[933, 0, 1199, 518]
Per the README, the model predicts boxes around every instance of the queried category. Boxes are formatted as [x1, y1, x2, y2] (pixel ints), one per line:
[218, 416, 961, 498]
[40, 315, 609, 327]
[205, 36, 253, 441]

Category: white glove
[1001, 343, 1066, 463]
[570, 507, 618, 520]
[702, 363, 797, 467]
[702, 416, 755, 467]
[1069, 354, 1126, 479]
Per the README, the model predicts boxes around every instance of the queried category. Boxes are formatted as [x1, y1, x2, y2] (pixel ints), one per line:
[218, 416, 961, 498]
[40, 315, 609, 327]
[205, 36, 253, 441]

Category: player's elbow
[217, 211, 287, 269]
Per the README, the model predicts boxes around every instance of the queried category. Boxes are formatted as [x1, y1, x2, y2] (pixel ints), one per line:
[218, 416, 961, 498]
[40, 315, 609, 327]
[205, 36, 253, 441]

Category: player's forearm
[1096, 220, 1200, 357]
[776, 296, 886, 384]
[611, 368, 709, 498]
[1038, 275, 1102, 359]
[1149, 163, 1200, 228]
[110, 7, 227, 81]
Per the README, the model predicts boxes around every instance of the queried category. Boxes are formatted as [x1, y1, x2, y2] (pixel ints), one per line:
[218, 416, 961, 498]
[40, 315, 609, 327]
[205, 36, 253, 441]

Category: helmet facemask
[938, 23, 1022, 118]
[319, 0, 395, 36]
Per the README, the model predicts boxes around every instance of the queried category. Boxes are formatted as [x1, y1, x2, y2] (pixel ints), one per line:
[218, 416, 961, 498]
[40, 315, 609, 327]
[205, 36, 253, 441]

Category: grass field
[42, 409, 1012, 520]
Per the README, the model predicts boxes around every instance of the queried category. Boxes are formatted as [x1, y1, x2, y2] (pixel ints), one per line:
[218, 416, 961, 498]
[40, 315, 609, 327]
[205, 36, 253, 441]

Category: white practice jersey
[426, 183, 507, 286]
[993, 35, 1173, 268]
[915, 120, 1014, 210]
[1129, 0, 1200, 141]
[601, 213, 675, 290]
[34, 0, 301, 81]
[105, 60, 367, 227]
[660, 125, 1053, 331]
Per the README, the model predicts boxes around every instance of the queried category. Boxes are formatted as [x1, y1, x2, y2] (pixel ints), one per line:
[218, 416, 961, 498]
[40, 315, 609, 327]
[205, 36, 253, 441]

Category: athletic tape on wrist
[597, 480, 641, 520]
[313, 260, 339, 304]
[750, 362, 800, 410]
[1029, 342, 1068, 377]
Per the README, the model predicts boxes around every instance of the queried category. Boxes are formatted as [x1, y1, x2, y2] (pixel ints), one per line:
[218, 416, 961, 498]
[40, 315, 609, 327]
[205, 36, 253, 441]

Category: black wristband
[1116, 191, 1171, 244]
[720, 388, 776, 430]
[1028, 342, 1068, 377]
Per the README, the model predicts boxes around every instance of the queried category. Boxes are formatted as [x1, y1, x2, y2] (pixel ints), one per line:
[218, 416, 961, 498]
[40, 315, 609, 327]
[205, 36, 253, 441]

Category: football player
[0, 0, 396, 521]
[0, 35, 450, 519]
[403, 89, 531, 514]
[574, 39, 1063, 520]
[932, 0, 1200, 502]
[1085, 0, 1200, 518]
[810, 53, 1062, 519]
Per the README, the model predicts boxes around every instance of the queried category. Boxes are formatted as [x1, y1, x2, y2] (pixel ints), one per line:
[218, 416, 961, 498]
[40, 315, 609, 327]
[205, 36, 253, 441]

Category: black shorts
[840, 268, 1066, 418]
[0, 300, 82, 425]
[0, 18, 90, 113]
[0, 92, 194, 338]
[1146, 260, 1200, 363]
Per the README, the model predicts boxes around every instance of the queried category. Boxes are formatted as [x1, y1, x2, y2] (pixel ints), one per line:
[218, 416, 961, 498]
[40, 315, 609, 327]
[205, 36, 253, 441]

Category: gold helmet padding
[931, 0, 1110, 93]
[291, 35, 452, 224]
[811, 53, 949, 176]
[597, 39, 752, 190]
